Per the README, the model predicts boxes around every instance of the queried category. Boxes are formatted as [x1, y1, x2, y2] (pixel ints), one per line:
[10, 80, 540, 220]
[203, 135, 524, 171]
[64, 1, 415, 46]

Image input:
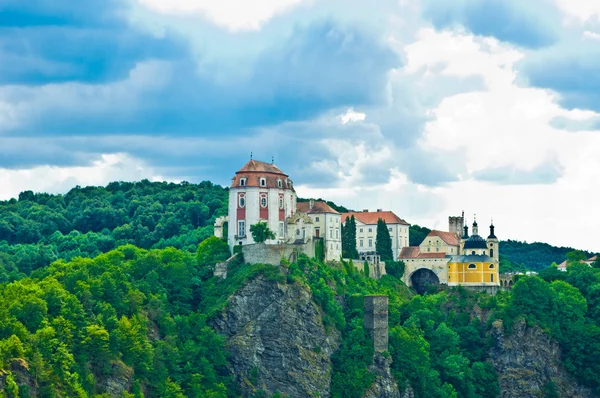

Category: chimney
[363, 209, 368, 212]
[309, 199, 314, 209]
[376, 208, 382, 212]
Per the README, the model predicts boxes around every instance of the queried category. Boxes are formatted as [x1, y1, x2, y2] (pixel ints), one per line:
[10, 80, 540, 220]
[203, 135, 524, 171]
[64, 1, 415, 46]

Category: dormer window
[240, 178, 247, 186]
[260, 177, 266, 187]
[277, 179, 282, 188]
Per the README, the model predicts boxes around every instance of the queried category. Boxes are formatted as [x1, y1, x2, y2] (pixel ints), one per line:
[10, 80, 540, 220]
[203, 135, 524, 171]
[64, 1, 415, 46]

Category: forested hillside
[1, 181, 600, 397]
[0, 180, 227, 282]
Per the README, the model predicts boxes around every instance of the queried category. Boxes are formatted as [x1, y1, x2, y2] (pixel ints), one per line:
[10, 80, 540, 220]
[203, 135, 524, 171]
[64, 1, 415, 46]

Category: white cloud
[297, 27, 600, 252]
[0, 154, 169, 200]
[583, 30, 600, 40]
[554, 0, 600, 23]
[136, 0, 310, 31]
[338, 108, 366, 124]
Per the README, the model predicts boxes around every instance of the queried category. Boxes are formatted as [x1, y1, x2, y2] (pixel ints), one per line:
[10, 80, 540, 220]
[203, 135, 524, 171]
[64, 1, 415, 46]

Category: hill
[1, 181, 599, 396]
[0, 180, 227, 281]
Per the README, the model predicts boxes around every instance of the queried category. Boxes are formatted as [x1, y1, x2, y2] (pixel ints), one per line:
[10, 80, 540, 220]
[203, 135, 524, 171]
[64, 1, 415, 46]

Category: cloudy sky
[1, 0, 600, 252]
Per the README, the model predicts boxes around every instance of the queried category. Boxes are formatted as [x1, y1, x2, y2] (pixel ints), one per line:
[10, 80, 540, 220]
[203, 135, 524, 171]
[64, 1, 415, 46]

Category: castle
[214, 159, 342, 262]
[399, 213, 500, 294]
[215, 159, 500, 293]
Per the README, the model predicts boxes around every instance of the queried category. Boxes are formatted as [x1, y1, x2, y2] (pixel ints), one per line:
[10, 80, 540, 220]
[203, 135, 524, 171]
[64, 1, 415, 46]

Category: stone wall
[364, 296, 389, 353]
[242, 242, 314, 266]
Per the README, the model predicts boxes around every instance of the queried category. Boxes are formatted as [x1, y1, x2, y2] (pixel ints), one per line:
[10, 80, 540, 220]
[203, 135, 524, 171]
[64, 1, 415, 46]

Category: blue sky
[1, 0, 600, 251]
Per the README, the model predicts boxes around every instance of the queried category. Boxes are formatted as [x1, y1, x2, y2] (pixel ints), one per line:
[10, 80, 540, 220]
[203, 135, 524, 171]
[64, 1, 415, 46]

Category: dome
[463, 234, 488, 249]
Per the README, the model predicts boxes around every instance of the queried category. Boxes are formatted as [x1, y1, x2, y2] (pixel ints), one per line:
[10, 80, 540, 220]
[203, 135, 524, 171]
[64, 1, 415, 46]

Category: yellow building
[448, 220, 499, 292]
[400, 216, 500, 294]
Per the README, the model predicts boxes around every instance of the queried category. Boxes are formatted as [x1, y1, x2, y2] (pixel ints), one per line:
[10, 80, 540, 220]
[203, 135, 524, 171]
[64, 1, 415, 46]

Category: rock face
[363, 354, 401, 398]
[489, 319, 595, 398]
[212, 276, 340, 397]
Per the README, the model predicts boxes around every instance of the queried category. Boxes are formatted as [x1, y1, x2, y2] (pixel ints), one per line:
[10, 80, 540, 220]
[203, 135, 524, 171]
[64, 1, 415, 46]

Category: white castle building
[214, 159, 342, 261]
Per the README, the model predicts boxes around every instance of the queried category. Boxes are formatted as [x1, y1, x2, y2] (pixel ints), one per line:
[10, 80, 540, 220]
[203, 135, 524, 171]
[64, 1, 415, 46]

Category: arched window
[277, 179, 282, 188]
[468, 264, 477, 269]
[491, 274, 494, 282]
[239, 195, 246, 208]
[489, 264, 495, 269]
[260, 177, 266, 187]
[472, 250, 476, 255]
[240, 178, 247, 186]
[260, 196, 267, 208]
[490, 248, 494, 258]
[279, 197, 284, 209]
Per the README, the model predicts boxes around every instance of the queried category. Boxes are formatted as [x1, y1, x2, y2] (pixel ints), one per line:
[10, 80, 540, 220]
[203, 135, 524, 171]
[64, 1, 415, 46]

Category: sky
[1, 0, 600, 252]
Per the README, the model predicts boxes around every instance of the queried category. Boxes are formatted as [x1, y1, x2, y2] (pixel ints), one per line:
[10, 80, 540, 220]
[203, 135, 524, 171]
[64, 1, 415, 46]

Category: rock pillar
[364, 295, 389, 352]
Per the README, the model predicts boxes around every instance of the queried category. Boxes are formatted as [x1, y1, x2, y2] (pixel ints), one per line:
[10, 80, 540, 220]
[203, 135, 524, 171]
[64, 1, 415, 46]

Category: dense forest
[0, 181, 227, 282]
[1, 181, 599, 397]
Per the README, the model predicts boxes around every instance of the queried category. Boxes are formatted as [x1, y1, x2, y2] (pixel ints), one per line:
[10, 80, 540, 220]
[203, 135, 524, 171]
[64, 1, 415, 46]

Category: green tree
[375, 219, 393, 261]
[197, 236, 231, 266]
[342, 216, 358, 259]
[250, 222, 276, 243]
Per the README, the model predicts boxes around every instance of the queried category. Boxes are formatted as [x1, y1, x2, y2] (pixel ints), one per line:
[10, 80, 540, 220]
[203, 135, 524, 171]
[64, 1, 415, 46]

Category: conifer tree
[375, 218, 393, 261]
[342, 216, 358, 259]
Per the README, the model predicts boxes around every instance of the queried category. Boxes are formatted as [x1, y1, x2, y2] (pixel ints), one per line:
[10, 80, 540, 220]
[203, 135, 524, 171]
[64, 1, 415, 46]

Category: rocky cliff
[212, 275, 341, 397]
[489, 319, 595, 398]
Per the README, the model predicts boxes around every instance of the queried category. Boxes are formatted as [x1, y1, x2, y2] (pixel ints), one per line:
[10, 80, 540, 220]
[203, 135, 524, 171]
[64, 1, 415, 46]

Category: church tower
[487, 221, 499, 262]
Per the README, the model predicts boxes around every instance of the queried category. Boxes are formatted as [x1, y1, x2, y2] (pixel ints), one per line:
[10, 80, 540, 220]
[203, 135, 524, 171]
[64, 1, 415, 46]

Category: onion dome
[463, 234, 488, 249]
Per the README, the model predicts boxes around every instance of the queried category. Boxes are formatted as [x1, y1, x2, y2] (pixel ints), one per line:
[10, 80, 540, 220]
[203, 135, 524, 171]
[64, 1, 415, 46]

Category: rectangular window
[368, 228, 372, 233]
[330, 229, 333, 238]
[388, 227, 392, 232]
[360, 228, 363, 233]
[360, 239, 363, 247]
[315, 217, 320, 222]
[279, 222, 284, 238]
[335, 229, 339, 239]
[369, 239, 372, 247]
[238, 220, 245, 237]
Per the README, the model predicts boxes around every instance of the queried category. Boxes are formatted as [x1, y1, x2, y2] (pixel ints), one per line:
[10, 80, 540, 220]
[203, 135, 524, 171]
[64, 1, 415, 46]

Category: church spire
[488, 219, 497, 239]
[472, 215, 479, 235]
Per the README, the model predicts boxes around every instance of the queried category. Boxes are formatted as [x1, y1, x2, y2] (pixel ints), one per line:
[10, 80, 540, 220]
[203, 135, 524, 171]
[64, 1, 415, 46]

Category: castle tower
[228, 159, 297, 250]
[448, 211, 465, 237]
[364, 295, 388, 353]
[487, 221, 499, 262]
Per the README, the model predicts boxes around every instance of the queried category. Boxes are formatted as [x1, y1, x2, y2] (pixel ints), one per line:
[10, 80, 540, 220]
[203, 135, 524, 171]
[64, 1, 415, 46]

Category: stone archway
[410, 268, 440, 295]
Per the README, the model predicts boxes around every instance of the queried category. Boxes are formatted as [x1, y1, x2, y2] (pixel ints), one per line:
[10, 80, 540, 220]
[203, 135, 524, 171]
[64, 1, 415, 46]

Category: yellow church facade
[399, 215, 500, 294]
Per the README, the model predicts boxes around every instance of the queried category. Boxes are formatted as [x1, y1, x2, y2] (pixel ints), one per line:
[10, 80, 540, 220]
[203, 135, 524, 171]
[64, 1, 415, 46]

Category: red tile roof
[399, 246, 420, 258]
[231, 160, 294, 190]
[341, 211, 409, 226]
[398, 246, 447, 259]
[297, 201, 340, 214]
[237, 160, 287, 175]
[427, 230, 460, 247]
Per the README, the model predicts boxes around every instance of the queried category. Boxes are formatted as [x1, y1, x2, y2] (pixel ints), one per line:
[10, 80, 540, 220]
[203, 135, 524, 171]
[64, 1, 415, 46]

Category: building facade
[399, 215, 500, 293]
[341, 210, 410, 260]
[296, 200, 342, 261]
[214, 160, 342, 262]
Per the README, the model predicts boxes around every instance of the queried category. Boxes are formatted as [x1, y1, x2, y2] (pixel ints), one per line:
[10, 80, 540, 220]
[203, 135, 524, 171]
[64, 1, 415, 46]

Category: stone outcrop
[0, 358, 37, 397]
[212, 275, 340, 397]
[489, 319, 595, 398]
[363, 354, 401, 398]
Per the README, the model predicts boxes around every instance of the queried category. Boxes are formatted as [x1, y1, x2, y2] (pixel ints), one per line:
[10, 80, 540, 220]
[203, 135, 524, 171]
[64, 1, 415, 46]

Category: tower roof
[463, 234, 488, 249]
[231, 159, 293, 190]
[236, 159, 288, 176]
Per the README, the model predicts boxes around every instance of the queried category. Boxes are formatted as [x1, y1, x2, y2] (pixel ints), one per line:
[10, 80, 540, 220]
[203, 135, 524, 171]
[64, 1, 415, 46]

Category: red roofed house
[295, 199, 341, 261]
[557, 255, 598, 271]
[341, 210, 410, 260]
